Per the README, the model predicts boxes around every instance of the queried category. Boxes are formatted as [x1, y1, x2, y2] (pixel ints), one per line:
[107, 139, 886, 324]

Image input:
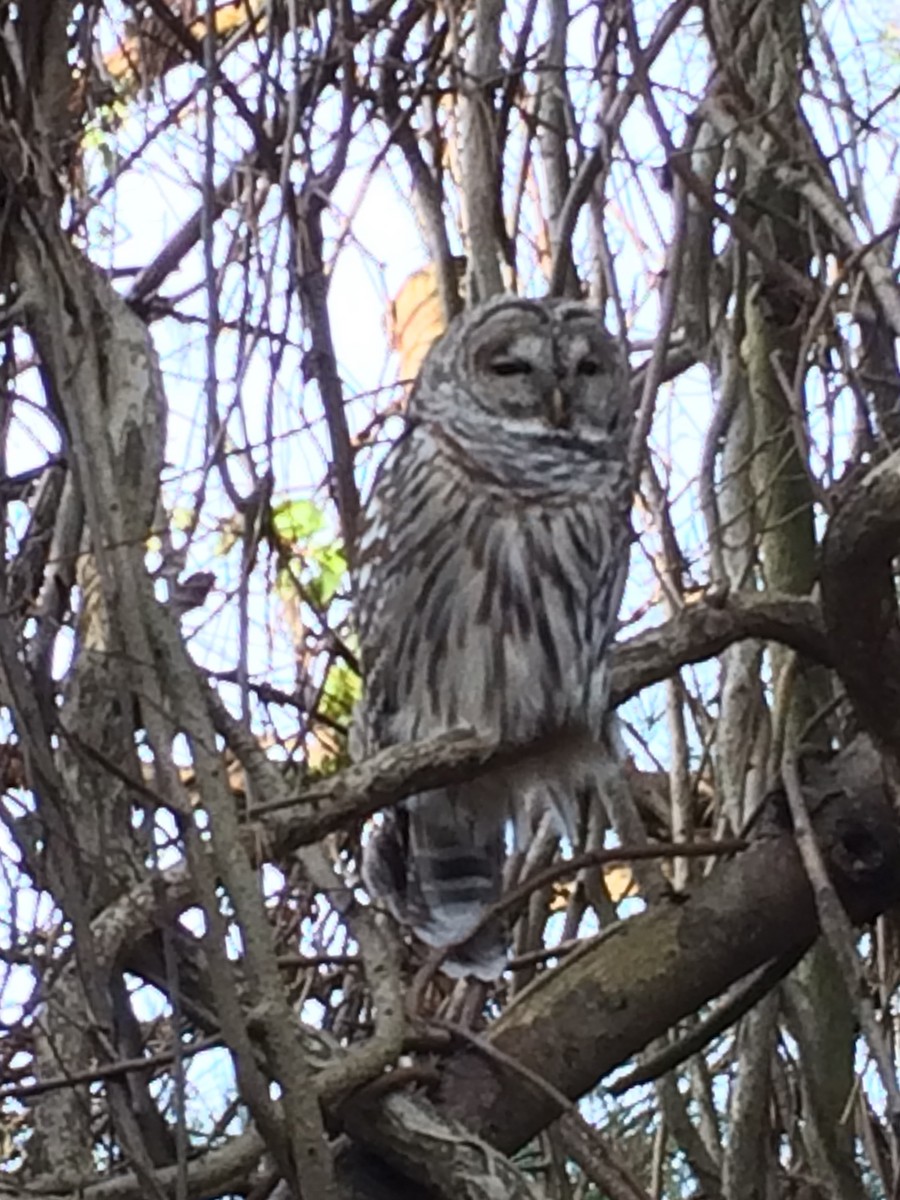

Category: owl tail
[363, 785, 508, 980]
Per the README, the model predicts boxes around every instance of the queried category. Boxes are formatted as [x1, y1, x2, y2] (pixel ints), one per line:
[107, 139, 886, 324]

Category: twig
[0, 1035, 222, 1102]
[436, 1019, 653, 1200]
[627, 155, 689, 481]
[548, 0, 693, 296]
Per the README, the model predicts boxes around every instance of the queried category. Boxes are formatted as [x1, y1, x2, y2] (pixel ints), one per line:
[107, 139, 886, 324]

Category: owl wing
[354, 428, 511, 978]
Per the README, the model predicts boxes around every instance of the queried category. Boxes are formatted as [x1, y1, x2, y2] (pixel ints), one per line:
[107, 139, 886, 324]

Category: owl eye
[577, 359, 602, 377]
[490, 358, 533, 377]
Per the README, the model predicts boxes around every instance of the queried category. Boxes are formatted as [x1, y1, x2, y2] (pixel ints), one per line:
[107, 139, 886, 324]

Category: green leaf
[319, 660, 362, 725]
[273, 498, 325, 542]
[306, 542, 347, 606]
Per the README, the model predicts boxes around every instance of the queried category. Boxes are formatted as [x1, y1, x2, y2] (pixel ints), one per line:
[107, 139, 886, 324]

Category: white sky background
[0, 0, 898, 1151]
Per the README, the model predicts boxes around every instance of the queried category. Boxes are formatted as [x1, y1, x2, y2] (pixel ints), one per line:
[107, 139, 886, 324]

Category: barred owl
[354, 295, 634, 979]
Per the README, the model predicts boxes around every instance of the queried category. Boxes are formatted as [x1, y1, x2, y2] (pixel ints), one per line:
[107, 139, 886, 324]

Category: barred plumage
[354, 295, 634, 978]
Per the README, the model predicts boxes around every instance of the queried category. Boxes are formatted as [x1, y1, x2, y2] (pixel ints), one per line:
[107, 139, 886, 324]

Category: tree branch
[259, 592, 830, 852]
[821, 449, 900, 758]
[435, 739, 900, 1151]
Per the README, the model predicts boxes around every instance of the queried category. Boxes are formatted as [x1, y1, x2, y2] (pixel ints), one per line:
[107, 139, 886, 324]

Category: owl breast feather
[357, 424, 629, 753]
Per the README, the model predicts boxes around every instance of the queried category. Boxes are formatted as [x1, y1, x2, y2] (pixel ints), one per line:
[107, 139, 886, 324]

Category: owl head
[409, 295, 631, 440]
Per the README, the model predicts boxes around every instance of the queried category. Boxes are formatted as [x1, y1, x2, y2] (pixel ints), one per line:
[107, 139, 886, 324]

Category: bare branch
[821, 449, 900, 757]
[436, 742, 900, 1152]
[257, 593, 828, 850]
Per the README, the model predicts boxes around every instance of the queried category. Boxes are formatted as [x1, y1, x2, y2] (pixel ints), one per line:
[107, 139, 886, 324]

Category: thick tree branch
[435, 740, 900, 1152]
[25, 1129, 266, 1200]
[461, 0, 505, 299]
[342, 1093, 549, 1200]
[822, 449, 900, 757]
[613, 593, 830, 700]
[260, 592, 829, 851]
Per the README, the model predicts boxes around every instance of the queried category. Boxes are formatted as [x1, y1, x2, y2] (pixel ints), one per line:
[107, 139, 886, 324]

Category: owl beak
[548, 385, 570, 429]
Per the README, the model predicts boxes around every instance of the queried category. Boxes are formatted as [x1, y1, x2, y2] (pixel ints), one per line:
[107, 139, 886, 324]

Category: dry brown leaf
[387, 260, 466, 384]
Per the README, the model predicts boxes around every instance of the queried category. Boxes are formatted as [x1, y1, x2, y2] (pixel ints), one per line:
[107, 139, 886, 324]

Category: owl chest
[409, 495, 616, 739]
